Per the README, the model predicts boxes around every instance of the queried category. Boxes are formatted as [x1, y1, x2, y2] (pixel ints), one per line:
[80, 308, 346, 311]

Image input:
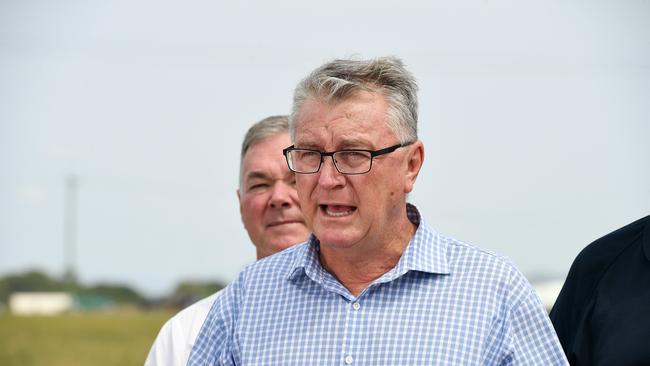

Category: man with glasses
[145, 116, 309, 365]
[189, 57, 567, 365]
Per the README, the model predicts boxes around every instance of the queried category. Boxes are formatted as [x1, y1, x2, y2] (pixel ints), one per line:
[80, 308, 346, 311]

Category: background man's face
[292, 92, 414, 250]
[238, 133, 310, 258]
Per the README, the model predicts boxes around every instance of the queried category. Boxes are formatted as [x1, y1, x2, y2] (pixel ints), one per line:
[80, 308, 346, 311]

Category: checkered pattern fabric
[188, 204, 567, 365]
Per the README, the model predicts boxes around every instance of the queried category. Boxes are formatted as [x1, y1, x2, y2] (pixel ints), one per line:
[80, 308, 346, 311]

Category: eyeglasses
[283, 142, 414, 175]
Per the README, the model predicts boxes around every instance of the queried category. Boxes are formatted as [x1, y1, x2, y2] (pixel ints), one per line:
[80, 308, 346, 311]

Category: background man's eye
[249, 184, 268, 191]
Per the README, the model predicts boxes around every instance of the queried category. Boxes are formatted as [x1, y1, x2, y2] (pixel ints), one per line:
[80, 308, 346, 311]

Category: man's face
[238, 133, 310, 259]
[292, 91, 421, 250]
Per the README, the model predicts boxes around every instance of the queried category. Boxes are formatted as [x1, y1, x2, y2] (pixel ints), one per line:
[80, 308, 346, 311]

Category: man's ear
[404, 140, 424, 194]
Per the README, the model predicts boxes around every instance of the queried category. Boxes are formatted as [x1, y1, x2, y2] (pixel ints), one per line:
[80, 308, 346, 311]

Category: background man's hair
[239, 115, 289, 187]
[240, 115, 289, 160]
[290, 56, 418, 144]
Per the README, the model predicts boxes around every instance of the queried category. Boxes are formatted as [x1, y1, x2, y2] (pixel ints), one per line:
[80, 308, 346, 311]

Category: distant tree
[0, 270, 147, 306]
[78, 283, 146, 305]
[0, 270, 65, 303]
[168, 280, 226, 308]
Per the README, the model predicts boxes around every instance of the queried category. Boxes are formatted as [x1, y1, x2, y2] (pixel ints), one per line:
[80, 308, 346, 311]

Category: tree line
[0, 270, 225, 310]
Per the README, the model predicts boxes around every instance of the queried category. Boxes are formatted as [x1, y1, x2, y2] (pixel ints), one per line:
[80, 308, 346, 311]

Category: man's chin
[265, 230, 310, 249]
[313, 229, 361, 249]
[266, 238, 303, 254]
[266, 222, 308, 237]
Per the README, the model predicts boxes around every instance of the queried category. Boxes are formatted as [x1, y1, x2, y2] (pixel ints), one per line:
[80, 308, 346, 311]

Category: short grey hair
[239, 115, 289, 186]
[290, 56, 418, 144]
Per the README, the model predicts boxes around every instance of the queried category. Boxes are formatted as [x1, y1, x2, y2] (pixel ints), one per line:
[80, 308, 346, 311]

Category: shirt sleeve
[548, 256, 588, 363]
[145, 292, 223, 366]
[187, 273, 243, 366]
[485, 265, 569, 366]
[145, 317, 187, 366]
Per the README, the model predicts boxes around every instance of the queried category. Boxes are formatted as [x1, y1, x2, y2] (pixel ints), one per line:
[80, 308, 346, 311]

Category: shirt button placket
[344, 301, 360, 365]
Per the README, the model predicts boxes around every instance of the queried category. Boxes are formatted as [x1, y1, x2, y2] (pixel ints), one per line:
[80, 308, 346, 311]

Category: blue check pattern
[188, 204, 567, 365]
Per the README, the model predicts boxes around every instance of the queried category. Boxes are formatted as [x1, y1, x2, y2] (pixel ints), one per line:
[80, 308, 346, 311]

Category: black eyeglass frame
[282, 141, 414, 175]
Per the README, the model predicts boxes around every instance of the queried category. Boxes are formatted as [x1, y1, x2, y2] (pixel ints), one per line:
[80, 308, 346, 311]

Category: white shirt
[145, 292, 220, 366]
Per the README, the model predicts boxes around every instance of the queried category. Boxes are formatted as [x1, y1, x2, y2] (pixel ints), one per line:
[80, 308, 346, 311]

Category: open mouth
[320, 204, 357, 217]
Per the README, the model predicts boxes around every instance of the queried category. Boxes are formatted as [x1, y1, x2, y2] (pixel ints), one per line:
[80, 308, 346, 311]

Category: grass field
[0, 310, 174, 366]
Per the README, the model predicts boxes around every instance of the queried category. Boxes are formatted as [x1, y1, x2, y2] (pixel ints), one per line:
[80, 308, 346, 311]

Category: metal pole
[63, 175, 78, 285]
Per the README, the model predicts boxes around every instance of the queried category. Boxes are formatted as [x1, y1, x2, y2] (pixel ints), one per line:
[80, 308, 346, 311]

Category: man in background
[145, 115, 310, 365]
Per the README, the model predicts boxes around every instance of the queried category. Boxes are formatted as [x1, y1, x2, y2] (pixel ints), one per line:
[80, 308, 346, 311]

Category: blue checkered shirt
[188, 204, 567, 365]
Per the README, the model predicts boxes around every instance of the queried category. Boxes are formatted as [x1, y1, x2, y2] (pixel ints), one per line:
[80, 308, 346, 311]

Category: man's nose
[268, 181, 295, 208]
[317, 156, 345, 189]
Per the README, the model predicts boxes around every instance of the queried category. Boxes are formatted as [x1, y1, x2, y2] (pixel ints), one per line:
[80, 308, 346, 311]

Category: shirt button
[352, 302, 360, 310]
[345, 355, 353, 364]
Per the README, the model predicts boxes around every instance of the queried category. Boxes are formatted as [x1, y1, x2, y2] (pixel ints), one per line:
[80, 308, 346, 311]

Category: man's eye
[249, 184, 269, 191]
[297, 151, 319, 160]
[340, 151, 368, 161]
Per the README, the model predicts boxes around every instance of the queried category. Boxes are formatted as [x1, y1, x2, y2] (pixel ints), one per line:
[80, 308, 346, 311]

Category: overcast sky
[1, 0, 649, 296]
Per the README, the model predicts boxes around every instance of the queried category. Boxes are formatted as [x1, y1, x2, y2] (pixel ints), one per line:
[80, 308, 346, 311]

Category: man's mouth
[320, 204, 357, 217]
[267, 219, 303, 228]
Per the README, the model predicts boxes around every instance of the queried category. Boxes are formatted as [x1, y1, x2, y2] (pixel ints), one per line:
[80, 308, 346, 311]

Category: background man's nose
[269, 182, 293, 208]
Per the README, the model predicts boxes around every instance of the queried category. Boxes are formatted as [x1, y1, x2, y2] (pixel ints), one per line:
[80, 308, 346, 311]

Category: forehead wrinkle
[294, 124, 331, 149]
[296, 116, 374, 148]
[337, 136, 374, 149]
[295, 94, 387, 149]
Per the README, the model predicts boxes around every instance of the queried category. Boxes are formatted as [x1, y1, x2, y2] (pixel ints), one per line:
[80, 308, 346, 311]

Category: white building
[9, 292, 74, 315]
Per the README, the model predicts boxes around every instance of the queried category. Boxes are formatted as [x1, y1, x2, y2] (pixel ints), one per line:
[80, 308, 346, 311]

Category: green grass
[0, 310, 174, 366]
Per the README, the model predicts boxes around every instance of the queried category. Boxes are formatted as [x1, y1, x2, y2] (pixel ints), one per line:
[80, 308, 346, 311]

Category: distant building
[9, 292, 74, 315]
[74, 293, 114, 311]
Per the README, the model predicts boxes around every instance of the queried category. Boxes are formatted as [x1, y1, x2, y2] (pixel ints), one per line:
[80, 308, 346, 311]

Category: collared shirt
[145, 292, 221, 366]
[189, 204, 567, 365]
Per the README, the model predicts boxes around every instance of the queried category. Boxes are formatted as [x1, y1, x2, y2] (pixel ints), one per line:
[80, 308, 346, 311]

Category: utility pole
[63, 175, 78, 287]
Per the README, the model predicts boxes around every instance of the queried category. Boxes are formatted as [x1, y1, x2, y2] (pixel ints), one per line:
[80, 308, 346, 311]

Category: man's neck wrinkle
[319, 253, 397, 297]
[318, 216, 416, 297]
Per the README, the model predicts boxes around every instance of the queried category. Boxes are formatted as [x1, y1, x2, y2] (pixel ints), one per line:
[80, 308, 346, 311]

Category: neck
[318, 213, 416, 297]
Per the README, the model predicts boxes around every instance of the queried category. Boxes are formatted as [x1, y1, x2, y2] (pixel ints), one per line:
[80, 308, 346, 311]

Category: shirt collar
[286, 204, 451, 283]
[379, 204, 450, 282]
[286, 234, 323, 284]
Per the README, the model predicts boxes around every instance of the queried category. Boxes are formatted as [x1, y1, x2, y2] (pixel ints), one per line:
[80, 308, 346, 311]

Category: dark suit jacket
[550, 215, 650, 366]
